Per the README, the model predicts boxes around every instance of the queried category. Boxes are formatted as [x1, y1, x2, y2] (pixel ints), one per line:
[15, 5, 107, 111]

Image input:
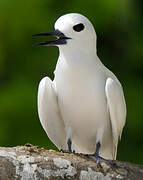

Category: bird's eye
[73, 23, 85, 32]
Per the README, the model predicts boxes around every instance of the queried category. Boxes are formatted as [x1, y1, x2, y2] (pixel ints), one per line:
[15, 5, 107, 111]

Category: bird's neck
[59, 45, 96, 59]
[58, 46, 102, 70]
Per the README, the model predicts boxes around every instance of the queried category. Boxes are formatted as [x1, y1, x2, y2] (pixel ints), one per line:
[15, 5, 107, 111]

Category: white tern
[33, 13, 126, 161]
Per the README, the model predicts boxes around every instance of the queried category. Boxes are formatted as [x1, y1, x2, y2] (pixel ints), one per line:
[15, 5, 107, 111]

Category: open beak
[32, 29, 71, 46]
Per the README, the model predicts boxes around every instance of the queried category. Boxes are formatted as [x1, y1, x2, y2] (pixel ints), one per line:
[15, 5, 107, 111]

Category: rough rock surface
[0, 144, 143, 180]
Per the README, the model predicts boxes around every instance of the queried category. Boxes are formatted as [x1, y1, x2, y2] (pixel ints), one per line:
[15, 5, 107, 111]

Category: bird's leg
[95, 141, 100, 163]
[85, 142, 100, 163]
[61, 138, 75, 153]
[67, 138, 72, 152]
[85, 142, 116, 167]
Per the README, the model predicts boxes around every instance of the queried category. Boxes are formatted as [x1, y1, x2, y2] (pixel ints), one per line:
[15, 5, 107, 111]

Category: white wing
[38, 77, 66, 150]
[105, 77, 126, 158]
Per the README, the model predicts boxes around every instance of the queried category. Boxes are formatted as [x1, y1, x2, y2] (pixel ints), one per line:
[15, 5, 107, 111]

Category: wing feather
[105, 78, 126, 158]
[38, 77, 66, 149]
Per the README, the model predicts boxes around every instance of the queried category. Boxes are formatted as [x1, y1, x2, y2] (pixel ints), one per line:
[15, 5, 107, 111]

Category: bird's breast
[54, 65, 108, 134]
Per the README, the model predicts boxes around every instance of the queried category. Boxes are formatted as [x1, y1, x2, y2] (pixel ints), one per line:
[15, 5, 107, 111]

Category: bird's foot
[84, 142, 116, 168]
[61, 138, 75, 154]
[61, 149, 75, 154]
[85, 153, 117, 168]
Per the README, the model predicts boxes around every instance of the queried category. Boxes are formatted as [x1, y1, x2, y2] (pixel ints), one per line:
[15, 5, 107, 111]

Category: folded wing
[38, 77, 66, 149]
[105, 77, 126, 158]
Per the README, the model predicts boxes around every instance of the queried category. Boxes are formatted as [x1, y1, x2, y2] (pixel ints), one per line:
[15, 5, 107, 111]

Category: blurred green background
[0, 0, 143, 164]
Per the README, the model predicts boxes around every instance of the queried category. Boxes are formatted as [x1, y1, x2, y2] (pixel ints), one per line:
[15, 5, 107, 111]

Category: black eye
[73, 23, 85, 32]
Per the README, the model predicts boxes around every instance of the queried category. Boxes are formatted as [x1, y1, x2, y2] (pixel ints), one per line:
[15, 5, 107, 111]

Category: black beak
[32, 29, 71, 46]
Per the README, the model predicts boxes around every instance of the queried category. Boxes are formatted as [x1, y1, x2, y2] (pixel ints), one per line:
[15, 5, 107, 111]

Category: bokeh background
[0, 0, 143, 164]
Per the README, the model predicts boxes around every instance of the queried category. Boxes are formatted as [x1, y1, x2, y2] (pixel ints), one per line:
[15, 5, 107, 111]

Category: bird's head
[33, 13, 97, 53]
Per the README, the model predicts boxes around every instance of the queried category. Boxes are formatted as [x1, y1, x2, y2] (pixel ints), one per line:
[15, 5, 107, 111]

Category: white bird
[33, 13, 126, 161]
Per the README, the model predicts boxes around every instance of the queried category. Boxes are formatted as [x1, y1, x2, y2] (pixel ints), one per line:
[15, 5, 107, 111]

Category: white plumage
[37, 13, 126, 160]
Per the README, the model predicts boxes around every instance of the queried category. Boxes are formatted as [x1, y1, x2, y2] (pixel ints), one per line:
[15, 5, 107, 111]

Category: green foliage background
[0, 0, 143, 164]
